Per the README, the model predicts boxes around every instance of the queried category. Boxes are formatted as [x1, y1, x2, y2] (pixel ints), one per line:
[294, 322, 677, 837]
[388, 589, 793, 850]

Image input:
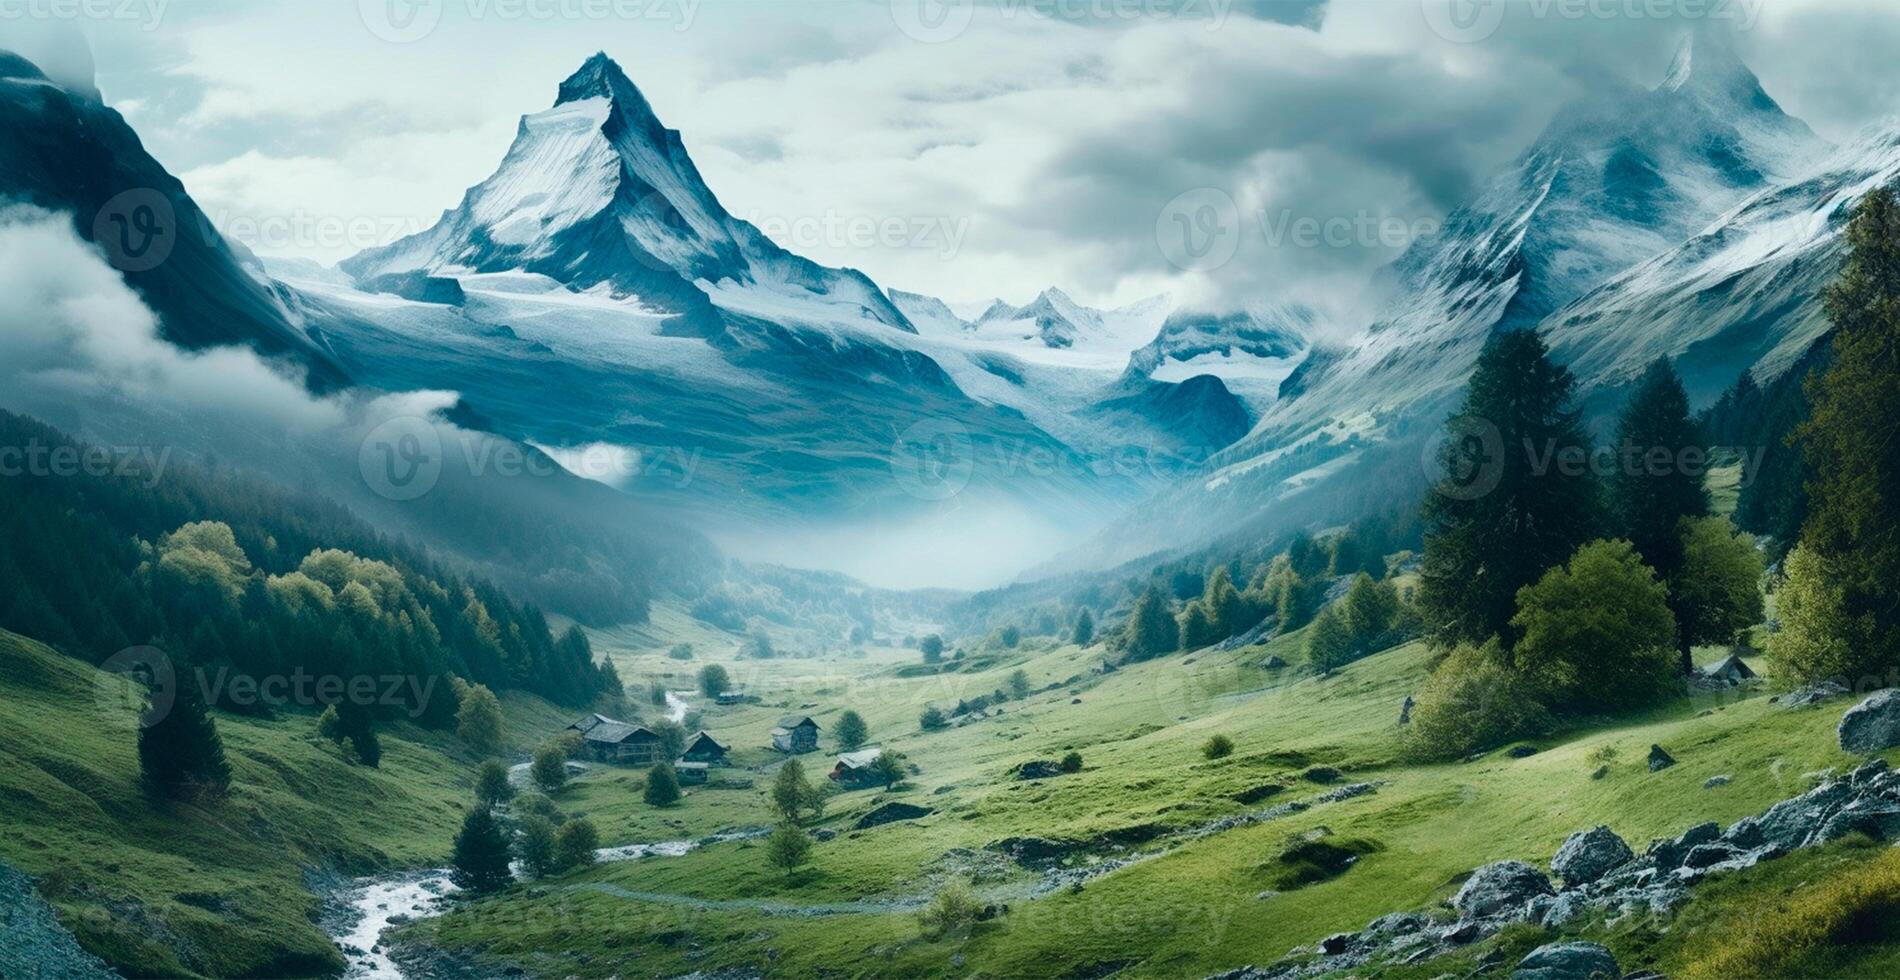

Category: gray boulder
[1778, 679, 1849, 708]
[1551, 826, 1633, 887]
[1454, 860, 1554, 919]
[1839, 689, 1900, 755]
[1647, 744, 1676, 771]
[1512, 941, 1619, 980]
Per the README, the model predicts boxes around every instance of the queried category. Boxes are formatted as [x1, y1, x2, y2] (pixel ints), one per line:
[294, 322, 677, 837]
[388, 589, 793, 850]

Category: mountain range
[1, 36, 1889, 585]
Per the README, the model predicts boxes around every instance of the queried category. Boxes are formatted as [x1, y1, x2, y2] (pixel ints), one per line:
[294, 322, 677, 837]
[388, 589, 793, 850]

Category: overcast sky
[10, 0, 1900, 315]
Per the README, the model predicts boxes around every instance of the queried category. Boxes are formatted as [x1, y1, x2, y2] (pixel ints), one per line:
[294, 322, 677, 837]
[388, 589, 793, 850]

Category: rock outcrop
[1214, 757, 1900, 979]
[1839, 689, 1900, 755]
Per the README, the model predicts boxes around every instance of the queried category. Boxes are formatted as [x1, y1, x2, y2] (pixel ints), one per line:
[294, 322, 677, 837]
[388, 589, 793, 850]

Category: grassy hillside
[402, 612, 1890, 978]
[0, 628, 570, 977]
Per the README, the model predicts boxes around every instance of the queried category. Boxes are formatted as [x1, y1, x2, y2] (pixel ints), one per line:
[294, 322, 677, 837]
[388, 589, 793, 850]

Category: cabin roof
[568, 714, 655, 744]
[775, 715, 820, 731]
[834, 748, 884, 770]
[684, 731, 728, 752]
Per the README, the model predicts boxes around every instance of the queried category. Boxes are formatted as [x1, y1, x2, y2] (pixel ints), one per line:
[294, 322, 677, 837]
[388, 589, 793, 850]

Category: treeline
[1406, 190, 1900, 760]
[0, 410, 621, 725]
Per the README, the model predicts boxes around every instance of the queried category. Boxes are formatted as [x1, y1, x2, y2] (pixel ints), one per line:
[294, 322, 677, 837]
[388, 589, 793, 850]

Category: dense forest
[0, 410, 619, 726]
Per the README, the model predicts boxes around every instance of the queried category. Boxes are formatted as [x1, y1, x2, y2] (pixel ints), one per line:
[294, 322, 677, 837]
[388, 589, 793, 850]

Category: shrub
[514, 814, 558, 879]
[474, 759, 515, 806]
[870, 750, 906, 789]
[1510, 539, 1679, 714]
[1008, 669, 1032, 700]
[698, 663, 731, 699]
[454, 680, 506, 754]
[1261, 836, 1383, 891]
[1202, 735, 1235, 760]
[667, 643, 694, 660]
[531, 738, 572, 794]
[554, 818, 600, 872]
[766, 822, 812, 878]
[919, 879, 986, 939]
[1059, 751, 1083, 773]
[1772, 543, 1867, 683]
[920, 634, 945, 663]
[998, 625, 1022, 648]
[835, 710, 869, 751]
[644, 763, 682, 806]
[1403, 639, 1553, 761]
[919, 705, 949, 731]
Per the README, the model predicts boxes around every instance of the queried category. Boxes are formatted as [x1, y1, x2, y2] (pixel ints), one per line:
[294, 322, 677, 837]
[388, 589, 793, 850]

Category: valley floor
[400, 617, 1890, 979]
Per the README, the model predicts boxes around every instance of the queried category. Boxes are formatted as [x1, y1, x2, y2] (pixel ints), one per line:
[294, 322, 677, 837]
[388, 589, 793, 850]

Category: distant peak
[1658, 31, 1767, 107]
[556, 51, 648, 110]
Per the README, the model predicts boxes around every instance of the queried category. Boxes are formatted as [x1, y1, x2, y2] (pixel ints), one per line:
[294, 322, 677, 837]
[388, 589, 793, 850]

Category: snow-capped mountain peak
[343, 53, 912, 331]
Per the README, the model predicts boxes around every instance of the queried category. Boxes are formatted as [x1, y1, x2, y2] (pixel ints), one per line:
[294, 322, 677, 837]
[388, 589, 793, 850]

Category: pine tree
[771, 759, 815, 822]
[139, 665, 232, 800]
[1792, 187, 1900, 678]
[450, 806, 513, 893]
[1201, 566, 1248, 638]
[1305, 605, 1355, 673]
[1418, 330, 1603, 648]
[834, 710, 869, 751]
[1122, 586, 1178, 661]
[1611, 358, 1712, 673]
[1072, 607, 1095, 647]
[1177, 600, 1218, 651]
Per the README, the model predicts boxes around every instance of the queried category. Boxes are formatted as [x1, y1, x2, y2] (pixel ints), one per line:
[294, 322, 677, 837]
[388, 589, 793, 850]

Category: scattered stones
[1453, 861, 1553, 919]
[1647, 745, 1676, 772]
[1704, 775, 1731, 789]
[1838, 689, 1900, 755]
[1589, 764, 1610, 780]
[1550, 827, 1632, 887]
[1215, 755, 1900, 980]
[1511, 941, 1618, 980]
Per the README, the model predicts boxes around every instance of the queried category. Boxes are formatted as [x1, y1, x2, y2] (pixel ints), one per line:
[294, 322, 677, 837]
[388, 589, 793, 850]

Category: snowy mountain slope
[0, 50, 345, 386]
[343, 53, 913, 333]
[888, 288, 971, 338]
[1543, 122, 1900, 407]
[1067, 36, 1839, 570]
[963, 288, 1172, 365]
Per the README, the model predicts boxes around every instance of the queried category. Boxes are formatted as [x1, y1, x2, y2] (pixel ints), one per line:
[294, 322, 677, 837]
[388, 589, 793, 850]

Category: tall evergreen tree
[1418, 330, 1603, 648]
[834, 710, 869, 751]
[139, 665, 232, 800]
[1792, 187, 1900, 678]
[1122, 586, 1179, 661]
[1611, 358, 1712, 673]
[450, 806, 514, 893]
[1071, 607, 1095, 647]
